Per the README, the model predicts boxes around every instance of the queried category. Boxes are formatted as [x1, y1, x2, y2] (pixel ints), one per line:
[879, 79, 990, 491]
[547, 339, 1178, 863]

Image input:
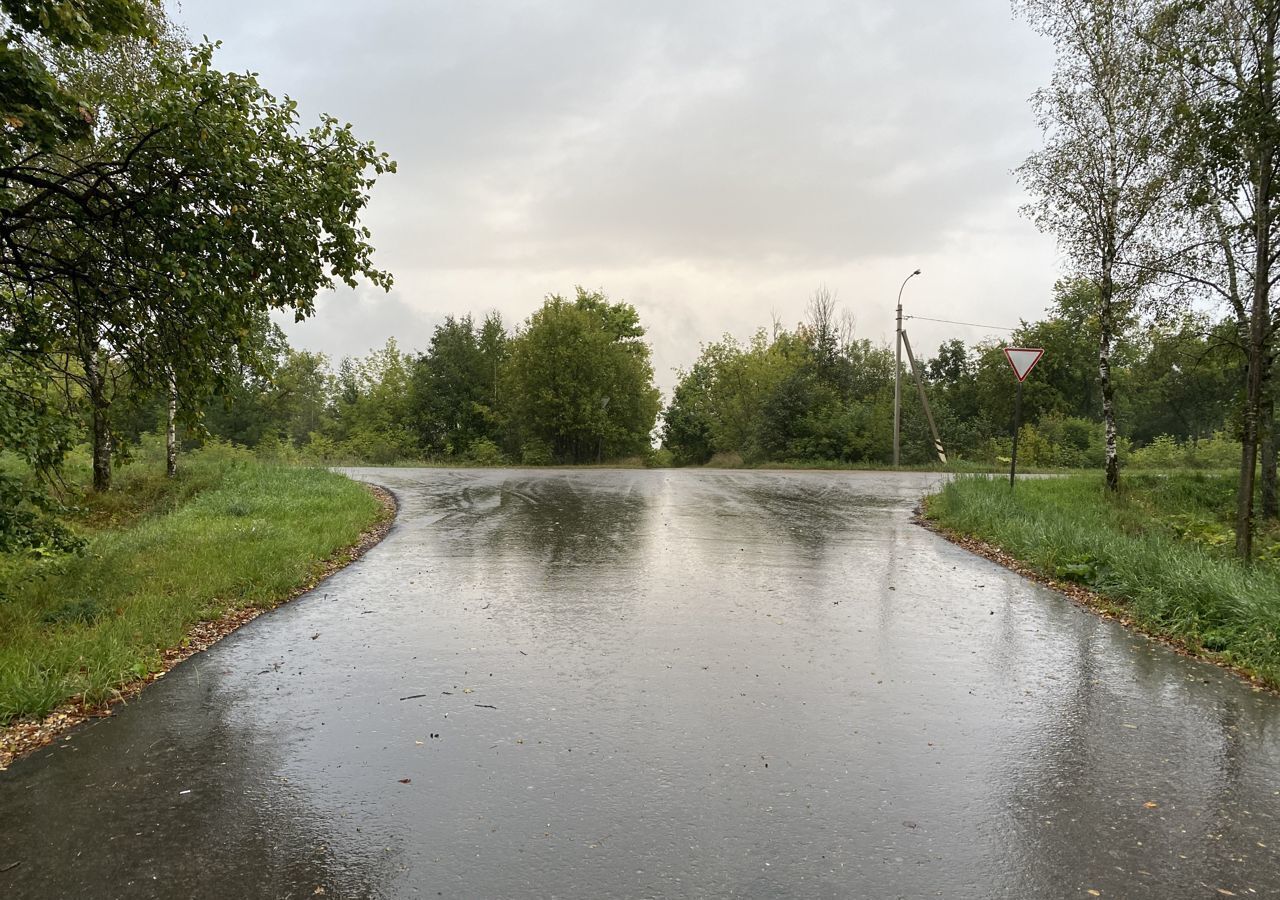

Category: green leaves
[2, 35, 394, 494]
[502, 289, 661, 463]
[0, 0, 155, 155]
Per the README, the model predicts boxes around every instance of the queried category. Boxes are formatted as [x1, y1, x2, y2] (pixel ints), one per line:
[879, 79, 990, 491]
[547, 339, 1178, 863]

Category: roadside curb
[0, 481, 398, 772]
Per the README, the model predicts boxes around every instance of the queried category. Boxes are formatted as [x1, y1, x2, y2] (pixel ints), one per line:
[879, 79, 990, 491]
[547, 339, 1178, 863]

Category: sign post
[1003, 347, 1044, 487]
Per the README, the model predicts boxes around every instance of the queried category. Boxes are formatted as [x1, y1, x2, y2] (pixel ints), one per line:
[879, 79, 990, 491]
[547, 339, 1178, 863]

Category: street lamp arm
[897, 269, 922, 309]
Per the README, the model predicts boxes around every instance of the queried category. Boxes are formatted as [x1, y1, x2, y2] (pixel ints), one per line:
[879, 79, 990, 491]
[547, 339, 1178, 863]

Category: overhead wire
[902, 314, 1016, 332]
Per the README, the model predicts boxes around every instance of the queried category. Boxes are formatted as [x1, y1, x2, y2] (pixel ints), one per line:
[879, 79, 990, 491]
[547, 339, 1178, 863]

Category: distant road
[2, 468, 1277, 898]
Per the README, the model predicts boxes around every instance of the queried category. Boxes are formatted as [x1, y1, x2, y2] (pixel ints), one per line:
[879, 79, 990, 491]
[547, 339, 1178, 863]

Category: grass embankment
[0, 445, 385, 727]
[924, 473, 1280, 689]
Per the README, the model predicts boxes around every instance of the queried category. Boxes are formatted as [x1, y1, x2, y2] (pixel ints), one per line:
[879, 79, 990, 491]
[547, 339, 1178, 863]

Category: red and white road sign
[1003, 347, 1044, 382]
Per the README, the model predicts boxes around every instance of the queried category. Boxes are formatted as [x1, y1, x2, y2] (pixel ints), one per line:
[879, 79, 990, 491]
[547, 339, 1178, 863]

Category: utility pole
[893, 269, 921, 467]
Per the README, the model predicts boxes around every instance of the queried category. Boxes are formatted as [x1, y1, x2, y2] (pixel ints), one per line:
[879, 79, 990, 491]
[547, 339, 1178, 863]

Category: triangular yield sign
[1003, 347, 1044, 382]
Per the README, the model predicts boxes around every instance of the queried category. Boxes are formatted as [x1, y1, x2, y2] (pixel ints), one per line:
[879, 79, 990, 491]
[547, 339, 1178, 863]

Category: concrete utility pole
[893, 269, 921, 467]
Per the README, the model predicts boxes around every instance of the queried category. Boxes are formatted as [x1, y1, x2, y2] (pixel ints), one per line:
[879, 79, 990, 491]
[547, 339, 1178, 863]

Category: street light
[893, 269, 921, 467]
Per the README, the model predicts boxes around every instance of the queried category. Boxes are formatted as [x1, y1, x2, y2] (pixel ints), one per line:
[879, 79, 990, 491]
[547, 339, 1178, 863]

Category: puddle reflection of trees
[447, 472, 657, 648]
[697, 473, 898, 560]
[0, 681, 397, 899]
[481, 474, 652, 573]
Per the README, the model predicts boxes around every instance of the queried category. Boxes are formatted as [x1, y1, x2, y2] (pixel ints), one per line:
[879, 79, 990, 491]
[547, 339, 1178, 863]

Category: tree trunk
[1262, 392, 1277, 520]
[1238, 41, 1275, 556]
[167, 372, 178, 478]
[83, 346, 112, 493]
[1099, 268, 1120, 493]
[1237, 360, 1261, 559]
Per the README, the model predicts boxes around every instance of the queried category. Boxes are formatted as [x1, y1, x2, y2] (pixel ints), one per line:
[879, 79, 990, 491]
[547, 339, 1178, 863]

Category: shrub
[519, 439, 553, 466]
[467, 438, 506, 466]
[1129, 432, 1241, 470]
[707, 451, 745, 468]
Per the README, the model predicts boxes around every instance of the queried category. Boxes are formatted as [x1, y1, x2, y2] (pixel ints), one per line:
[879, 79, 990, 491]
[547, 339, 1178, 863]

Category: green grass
[924, 473, 1280, 688]
[0, 448, 383, 724]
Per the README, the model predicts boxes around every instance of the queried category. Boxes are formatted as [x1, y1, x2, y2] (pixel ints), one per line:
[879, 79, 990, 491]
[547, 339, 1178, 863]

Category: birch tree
[1016, 0, 1178, 492]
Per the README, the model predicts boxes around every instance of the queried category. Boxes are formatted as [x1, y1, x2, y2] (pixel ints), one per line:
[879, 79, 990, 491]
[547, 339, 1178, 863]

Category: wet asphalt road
[2, 468, 1278, 899]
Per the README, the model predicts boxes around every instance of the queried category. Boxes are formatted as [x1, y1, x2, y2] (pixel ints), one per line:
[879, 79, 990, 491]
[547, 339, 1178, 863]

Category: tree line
[100, 279, 1248, 486]
[110, 288, 662, 468]
[661, 281, 1246, 470]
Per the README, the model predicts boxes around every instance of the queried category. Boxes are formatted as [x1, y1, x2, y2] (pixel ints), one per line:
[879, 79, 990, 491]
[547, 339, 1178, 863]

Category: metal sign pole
[1010, 378, 1023, 488]
[1002, 347, 1043, 487]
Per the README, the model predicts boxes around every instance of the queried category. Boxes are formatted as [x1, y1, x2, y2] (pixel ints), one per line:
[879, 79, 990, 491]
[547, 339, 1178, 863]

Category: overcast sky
[172, 0, 1061, 393]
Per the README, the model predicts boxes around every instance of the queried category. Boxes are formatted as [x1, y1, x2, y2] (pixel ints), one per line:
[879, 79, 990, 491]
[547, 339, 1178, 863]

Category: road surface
[1, 468, 1277, 898]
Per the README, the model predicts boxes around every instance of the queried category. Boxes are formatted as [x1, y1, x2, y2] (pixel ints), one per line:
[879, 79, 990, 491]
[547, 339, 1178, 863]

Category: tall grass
[925, 474, 1280, 688]
[0, 449, 382, 723]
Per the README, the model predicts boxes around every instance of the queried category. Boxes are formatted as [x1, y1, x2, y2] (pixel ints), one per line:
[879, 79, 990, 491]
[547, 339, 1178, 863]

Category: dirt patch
[914, 506, 1278, 697]
[0, 483, 397, 772]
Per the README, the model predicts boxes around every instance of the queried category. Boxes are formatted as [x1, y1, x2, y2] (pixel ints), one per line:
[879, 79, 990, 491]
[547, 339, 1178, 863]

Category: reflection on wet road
[2, 469, 1278, 898]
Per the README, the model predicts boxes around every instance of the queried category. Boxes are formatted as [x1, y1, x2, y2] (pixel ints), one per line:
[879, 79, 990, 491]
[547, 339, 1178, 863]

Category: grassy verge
[0, 445, 385, 725]
[923, 473, 1280, 689]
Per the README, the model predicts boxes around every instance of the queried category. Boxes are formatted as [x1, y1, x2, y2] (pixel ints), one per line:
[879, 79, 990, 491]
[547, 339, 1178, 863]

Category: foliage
[327, 339, 416, 464]
[501, 288, 660, 464]
[0, 0, 154, 155]
[409, 313, 507, 455]
[1128, 432, 1242, 470]
[1, 37, 394, 491]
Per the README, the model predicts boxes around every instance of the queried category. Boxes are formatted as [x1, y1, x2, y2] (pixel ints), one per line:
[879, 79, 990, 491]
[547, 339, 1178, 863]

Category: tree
[1, 41, 394, 489]
[1122, 314, 1240, 446]
[1017, 0, 1179, 491]
[409, 313, 507, 455]
[1153, 0, 1280, 557]
[662, 359, 717, 465]
[328, 339, 416, 463]
[502, 288, 659, 463]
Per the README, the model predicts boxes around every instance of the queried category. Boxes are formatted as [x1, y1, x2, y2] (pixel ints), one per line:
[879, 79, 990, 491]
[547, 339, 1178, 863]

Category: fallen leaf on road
[398, 778, 411, 784]
[1143, 802, 1159, 809]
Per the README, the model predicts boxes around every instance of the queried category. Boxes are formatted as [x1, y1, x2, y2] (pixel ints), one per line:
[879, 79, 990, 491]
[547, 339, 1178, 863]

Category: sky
[172, 0, 1062, 394]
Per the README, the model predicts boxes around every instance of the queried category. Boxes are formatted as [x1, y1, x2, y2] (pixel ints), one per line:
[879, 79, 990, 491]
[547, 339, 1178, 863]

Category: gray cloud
[174, 0, 1060, 391]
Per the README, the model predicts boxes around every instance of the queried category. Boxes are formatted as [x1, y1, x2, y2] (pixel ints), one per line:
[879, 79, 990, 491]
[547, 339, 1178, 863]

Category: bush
[707, 451, 745, 468]
[467, 438, 506, 466]
[339, 427, 417, 465]
[645, 447, 674, 468]
[254, 432, 300, 465]
[519, 439, 553, 466]
[1130, 432, 1242, 470]
[301, 432, 340, 464]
